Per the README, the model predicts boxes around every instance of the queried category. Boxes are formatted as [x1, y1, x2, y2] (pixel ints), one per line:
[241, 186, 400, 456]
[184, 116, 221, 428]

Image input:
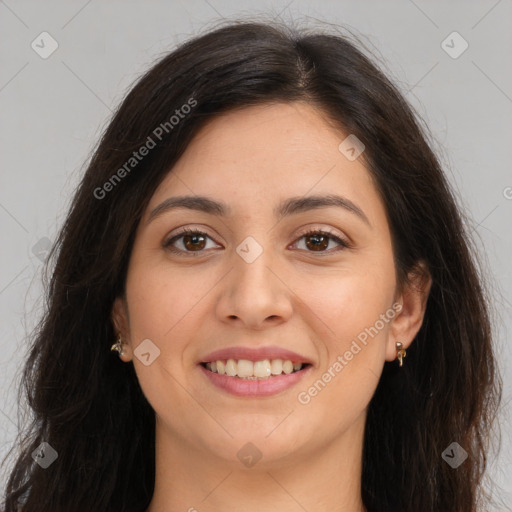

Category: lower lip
[199, 364, 311, 397]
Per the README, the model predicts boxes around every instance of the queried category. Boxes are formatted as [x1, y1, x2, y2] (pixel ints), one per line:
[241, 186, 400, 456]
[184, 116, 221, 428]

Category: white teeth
[237, 359, 254, 378]
[204, 358, 304, 378]
[254, 359, 271, 377]
[270, 359, 282, 375]
[225, 359, 237, 377]
[282, 360, 293, 374]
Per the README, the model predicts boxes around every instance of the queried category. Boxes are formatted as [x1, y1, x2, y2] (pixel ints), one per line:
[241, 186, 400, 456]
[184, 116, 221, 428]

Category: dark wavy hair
[1, 18, 503, 512]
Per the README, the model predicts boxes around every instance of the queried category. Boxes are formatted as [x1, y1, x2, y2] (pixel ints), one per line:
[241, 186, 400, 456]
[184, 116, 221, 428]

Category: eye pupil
[306, 234, 329, 251]
[184, 234, 206, 251]
[167, 229, 345, 256]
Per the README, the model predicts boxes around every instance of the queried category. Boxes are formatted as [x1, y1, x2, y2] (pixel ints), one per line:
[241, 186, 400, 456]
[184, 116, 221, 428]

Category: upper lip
[200, 346, 313, 364]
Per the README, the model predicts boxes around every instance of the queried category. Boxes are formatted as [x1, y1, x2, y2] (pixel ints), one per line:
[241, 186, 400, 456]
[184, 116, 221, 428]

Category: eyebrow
[146, 194, 370, 226]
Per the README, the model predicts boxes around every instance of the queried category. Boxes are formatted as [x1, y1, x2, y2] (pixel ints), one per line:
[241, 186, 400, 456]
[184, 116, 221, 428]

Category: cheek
[124, 261, 214, 431]
[124, 257, 212, 346]
[298, 258, 396, 349]
[293, 258, 396, 414]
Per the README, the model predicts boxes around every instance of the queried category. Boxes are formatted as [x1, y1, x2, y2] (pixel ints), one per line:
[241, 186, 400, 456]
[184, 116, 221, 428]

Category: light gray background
[1, 0, 511, 508]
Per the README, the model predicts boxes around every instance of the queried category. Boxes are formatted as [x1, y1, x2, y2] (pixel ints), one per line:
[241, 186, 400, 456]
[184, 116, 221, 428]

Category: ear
[386, 261, 432, 362]
[111, 296, 133, 362]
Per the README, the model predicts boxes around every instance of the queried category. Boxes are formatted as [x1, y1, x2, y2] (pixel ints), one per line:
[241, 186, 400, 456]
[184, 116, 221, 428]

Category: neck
[146, 412, 367, 512]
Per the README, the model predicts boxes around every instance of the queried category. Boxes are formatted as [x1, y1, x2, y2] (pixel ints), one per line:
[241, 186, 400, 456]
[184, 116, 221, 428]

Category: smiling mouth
[201, 359, 311, 380]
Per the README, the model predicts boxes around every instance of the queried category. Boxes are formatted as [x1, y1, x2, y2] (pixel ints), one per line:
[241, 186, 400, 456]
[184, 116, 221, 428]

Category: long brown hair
[1, 19, 502, 512]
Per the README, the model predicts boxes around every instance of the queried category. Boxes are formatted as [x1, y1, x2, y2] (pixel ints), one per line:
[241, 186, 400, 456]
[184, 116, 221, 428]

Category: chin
[204, 418, 312, 466]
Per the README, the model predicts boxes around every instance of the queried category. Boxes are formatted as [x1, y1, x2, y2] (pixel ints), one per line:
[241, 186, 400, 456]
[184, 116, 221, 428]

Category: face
[113, 101, 425, 468]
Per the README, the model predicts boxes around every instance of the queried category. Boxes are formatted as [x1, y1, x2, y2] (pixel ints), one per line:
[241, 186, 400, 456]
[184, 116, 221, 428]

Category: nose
[215, 241, 293, 330]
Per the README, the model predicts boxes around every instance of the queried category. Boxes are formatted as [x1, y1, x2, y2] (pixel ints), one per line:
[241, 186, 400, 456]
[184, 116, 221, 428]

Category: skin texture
[112, 101, 431, 512]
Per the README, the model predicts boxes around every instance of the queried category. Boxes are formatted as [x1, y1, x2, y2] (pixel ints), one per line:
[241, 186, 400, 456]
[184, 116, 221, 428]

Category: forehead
[179, 101, 347, 175]
[146, 102, 382, 223]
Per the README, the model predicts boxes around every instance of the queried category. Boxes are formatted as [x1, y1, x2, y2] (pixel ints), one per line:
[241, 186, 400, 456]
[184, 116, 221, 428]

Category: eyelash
[163, 227, 351, 257]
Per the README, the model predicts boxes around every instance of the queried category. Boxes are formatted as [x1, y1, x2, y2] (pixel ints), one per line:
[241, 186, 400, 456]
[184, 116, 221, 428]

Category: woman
[2, 19, 502, 512]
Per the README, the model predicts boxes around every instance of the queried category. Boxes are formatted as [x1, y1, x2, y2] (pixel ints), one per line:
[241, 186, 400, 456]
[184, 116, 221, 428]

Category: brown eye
[304, 232, 330, 251]
[164, 228, 217, 256]
[294, 229, 350, 254]
[182, 232, 207, 251]
[164, 228, 350, 257]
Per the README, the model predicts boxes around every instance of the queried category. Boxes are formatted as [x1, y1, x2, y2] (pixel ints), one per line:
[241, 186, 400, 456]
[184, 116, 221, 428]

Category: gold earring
[110, 334, 124, 357]
[396, 342, 406, 367]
